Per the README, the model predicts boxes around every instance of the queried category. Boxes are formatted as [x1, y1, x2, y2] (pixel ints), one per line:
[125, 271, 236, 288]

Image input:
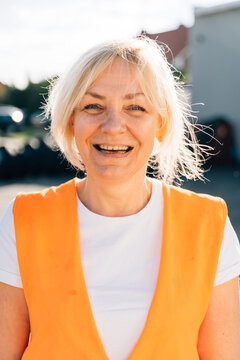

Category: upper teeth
[98, 145, 129, 150]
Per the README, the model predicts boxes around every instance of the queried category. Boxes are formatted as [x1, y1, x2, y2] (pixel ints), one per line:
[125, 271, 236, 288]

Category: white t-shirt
[0, 179, 240, 360]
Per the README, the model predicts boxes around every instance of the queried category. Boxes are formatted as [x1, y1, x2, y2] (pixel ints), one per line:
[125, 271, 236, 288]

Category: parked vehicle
[0, 105, 24, 132]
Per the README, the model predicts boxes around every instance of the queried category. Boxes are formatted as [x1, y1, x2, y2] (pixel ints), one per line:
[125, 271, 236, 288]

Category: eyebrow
[85, 91, 145, 100]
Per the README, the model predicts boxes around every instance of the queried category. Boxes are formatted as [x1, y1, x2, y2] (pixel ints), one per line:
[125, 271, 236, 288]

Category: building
[190, 1, 240, 161]
[143, 25, 189, 72]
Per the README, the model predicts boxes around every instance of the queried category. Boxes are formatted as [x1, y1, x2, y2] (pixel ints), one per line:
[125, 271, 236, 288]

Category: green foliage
[172, 68, 189, 84]
[0, 79, 53, 113]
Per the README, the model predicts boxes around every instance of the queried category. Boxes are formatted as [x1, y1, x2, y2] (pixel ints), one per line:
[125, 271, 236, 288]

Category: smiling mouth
[93, 144, 133, 153]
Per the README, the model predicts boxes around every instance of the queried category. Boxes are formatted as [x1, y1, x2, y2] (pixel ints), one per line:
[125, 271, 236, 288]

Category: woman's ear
[155, 116, 168, 142]
[71, 113, 74, 126]
[70, 113, 75, 137]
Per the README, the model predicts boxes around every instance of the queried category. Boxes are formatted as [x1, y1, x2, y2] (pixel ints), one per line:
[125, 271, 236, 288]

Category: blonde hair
[45, 36, 206, 184]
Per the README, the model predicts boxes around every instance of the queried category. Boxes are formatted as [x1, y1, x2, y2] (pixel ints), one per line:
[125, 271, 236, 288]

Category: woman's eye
[84, 104, 103, 111]
[128, 105, 146, 112]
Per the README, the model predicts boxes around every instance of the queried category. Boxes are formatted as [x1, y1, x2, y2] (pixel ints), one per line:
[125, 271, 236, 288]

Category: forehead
[87, 57, 143, 95]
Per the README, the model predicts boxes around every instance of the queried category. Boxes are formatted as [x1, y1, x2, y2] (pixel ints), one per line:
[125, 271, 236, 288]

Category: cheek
[73, 118, 93, 144]
[132, 128, 156, 164]
[141, 120, 159, 158]
[72, 125, 90, 160]
[137, 119, 157, 147]
[73, 124, 83, 146]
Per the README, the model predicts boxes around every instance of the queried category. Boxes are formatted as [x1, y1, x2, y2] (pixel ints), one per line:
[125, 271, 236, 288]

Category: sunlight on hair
[45, 36, 211, 185]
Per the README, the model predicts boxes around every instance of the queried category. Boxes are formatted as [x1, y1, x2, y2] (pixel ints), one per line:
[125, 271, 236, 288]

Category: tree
[0, 79, 55, 113]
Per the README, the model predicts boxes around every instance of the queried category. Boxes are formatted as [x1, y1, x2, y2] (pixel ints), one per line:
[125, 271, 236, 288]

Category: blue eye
[129, 105, 146, 112]
[84, 104, 102, 110]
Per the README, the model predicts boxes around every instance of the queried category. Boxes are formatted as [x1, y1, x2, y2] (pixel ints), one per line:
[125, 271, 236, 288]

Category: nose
[101, 109, 126, 135]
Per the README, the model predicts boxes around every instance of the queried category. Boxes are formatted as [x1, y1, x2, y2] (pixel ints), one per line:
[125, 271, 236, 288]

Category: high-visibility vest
[13, 178, 227, 360]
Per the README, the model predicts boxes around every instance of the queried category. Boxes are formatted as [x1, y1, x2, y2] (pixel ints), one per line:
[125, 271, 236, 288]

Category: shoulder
[13, 178, 77, 215]
[161, 182, 228, 225]
[163, 182, 227, 207]
[13, 177, 77, 202]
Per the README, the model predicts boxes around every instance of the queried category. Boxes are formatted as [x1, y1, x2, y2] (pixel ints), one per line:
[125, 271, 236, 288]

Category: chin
[88, 165, 137, 182]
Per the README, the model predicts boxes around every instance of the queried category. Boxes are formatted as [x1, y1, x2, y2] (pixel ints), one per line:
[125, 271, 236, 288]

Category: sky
[0, 0, 238, 88]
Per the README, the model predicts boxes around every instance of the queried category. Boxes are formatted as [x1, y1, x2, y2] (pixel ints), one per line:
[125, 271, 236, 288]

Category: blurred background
[0, 0, 240, 235]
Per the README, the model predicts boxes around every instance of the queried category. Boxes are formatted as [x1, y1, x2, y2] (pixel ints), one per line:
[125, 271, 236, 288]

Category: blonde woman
[0, 38, 240, 360]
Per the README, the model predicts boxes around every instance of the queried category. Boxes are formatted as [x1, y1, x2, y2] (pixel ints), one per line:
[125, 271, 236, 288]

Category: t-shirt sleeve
[0, 199, 23, 288]
[214, 216, 240, 286]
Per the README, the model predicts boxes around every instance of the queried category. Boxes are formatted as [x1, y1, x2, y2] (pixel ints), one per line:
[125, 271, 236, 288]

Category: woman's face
[73, 57, 160, 182]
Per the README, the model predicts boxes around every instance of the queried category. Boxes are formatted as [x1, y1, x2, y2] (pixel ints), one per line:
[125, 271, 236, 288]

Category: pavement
[0, 166, 239, 237]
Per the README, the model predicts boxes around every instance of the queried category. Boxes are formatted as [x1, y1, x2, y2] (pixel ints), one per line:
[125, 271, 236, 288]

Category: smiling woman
[0, 37, 240, 360]
[71, 57, 159, 187]
[47, 37, 204, 185]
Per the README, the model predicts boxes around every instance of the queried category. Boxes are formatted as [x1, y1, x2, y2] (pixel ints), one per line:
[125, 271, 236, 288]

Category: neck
[77, 174, 152, 217]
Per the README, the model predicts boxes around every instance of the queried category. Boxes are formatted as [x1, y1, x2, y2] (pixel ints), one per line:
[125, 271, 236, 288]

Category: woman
[0, 37, 240, 359]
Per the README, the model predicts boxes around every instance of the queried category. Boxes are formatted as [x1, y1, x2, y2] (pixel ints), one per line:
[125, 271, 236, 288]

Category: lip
[93, 143, 134, 158]
[94, 143, 133, 147]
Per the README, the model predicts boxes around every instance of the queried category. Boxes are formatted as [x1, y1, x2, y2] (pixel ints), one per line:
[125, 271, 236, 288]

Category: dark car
[0, 105, 24, 132]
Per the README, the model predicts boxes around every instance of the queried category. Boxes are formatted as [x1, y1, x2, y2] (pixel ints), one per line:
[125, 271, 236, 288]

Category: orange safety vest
[13, 178, 227, 360]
